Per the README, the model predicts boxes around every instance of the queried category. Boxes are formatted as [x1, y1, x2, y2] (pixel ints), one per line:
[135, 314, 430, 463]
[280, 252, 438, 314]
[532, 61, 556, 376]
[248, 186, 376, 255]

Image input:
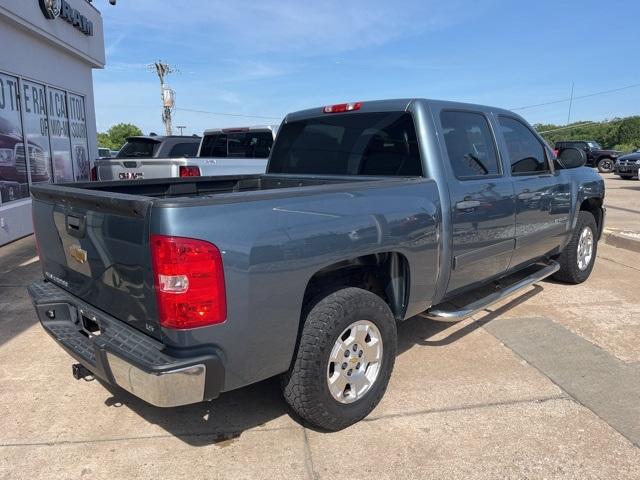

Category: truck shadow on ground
[0, 236, 41, 348]
[101, 284, 545, 446]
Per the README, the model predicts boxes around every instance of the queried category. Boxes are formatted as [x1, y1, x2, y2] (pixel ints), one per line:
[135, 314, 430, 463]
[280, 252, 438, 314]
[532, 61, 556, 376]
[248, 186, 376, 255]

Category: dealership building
[0, 0, 104, 245]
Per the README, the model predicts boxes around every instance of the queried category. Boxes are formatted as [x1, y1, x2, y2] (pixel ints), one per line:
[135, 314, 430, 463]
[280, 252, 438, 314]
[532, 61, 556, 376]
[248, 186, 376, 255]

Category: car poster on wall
[0, 72, 30, 204]
[68, 93, 90, 181]
[20, 79, 52, 184]
[47, 86, 74, 183]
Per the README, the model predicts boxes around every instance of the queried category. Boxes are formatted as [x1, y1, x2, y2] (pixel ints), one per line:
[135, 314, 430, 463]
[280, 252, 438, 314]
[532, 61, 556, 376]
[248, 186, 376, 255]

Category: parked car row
[93, 126, 277, 181]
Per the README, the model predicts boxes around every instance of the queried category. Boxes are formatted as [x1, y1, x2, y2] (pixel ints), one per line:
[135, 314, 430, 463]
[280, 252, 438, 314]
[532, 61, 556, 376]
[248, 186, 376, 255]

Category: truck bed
[32, 174, 413, 213]
[29, 173, 426, 342]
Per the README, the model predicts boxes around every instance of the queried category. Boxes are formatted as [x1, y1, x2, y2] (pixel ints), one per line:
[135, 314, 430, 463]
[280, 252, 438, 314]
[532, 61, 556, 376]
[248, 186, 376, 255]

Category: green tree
[97, 123, 143, 150]
[534, 115, 640, 153]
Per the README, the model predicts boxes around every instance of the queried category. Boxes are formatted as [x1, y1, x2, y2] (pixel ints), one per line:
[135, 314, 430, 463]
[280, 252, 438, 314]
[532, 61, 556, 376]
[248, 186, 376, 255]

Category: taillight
[150, 235, 226, 329]
[322, 102, 362, 113]
[90, 165, 97, 181]
[179, 165, 201, 177]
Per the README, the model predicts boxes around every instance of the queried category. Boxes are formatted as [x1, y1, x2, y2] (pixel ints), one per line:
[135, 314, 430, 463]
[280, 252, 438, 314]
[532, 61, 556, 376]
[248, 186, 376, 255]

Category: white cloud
[102, 0, 467, 55]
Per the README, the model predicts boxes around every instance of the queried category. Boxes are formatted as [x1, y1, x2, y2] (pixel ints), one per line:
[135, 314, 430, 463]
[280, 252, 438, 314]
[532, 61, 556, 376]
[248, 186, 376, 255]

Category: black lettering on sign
[54, 0, 94, 36]
[61, 1, 72, 21]
[22, 84, 31, 113]
[7, 79, 17, 111]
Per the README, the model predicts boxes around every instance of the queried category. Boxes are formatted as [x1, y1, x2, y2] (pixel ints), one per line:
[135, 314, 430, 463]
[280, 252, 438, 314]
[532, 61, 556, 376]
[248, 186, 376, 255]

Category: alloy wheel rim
[577, 226, 594, 271]
[326, 320, 383, 404]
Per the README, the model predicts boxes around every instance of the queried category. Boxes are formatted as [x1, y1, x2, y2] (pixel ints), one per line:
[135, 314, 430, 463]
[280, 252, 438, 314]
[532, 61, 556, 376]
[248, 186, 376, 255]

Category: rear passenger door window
[168, 142, 199, 157]
[440, 111, 501, 179]
[498, 116, 549, 175]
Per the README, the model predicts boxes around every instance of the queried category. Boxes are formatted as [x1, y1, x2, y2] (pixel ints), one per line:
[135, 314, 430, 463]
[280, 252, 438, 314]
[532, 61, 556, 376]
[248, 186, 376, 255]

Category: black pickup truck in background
[554, 140, 621, 173]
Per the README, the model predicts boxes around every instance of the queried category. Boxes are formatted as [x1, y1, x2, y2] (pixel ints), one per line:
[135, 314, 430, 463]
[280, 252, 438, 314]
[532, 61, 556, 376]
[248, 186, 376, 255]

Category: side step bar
[423, 261, 560, 322]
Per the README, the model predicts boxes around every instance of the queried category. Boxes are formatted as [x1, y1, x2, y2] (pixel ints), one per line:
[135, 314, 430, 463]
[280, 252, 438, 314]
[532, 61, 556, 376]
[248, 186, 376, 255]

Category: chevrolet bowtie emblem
[69, 244, 87, 264]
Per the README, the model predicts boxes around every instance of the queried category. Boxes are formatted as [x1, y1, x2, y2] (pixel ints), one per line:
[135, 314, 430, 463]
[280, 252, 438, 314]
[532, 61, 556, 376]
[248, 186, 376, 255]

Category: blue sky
[94, 0, 640, 135]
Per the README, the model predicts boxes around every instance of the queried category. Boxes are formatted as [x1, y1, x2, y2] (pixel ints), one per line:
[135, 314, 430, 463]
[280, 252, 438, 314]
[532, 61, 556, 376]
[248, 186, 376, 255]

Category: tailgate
[96, 158, 188, 181]
[30, 184, 162, 339]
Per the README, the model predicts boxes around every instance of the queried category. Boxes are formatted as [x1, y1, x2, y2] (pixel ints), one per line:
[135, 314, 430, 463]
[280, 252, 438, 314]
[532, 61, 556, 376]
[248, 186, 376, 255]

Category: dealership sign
[38, 0, 94, 36]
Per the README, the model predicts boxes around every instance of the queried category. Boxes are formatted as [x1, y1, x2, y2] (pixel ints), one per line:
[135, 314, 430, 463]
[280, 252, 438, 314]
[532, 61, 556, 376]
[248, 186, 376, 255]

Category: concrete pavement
[602, 173, 640, 233]
[1, 233, 639, 479]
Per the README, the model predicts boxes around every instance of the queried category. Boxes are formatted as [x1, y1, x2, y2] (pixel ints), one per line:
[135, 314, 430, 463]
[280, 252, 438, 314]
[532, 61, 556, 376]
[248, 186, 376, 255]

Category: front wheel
[552, 211, 598, 284]
[597, 158, 615, 173]
[281, 287, 397, 431]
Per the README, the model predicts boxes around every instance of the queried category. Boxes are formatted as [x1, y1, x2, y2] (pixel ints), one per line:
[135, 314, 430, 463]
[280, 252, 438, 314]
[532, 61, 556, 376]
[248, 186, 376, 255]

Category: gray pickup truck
[29, 99, 604, 431]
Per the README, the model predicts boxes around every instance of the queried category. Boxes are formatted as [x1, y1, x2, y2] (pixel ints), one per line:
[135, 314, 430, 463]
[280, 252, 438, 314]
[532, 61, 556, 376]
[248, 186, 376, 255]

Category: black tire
[597, 157, 614, 173]
[552, 211, 598, 284]
[281, 287, 397, 431]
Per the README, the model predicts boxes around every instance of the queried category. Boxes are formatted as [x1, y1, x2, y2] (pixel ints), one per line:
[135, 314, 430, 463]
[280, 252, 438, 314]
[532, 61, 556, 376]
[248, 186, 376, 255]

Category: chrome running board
[423, 261, 559, 322]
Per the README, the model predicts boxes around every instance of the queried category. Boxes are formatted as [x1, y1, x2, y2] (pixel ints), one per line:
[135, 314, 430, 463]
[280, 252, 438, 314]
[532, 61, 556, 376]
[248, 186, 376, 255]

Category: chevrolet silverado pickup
[29, 99, 605, 431]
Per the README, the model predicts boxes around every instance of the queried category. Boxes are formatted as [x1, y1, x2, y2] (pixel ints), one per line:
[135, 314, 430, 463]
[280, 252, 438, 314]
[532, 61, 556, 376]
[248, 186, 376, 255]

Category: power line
[511, 82, 640, 111]
[537, 122, 595, 134]
[537, 116, 635, 135]
[175, 107, 281, 120]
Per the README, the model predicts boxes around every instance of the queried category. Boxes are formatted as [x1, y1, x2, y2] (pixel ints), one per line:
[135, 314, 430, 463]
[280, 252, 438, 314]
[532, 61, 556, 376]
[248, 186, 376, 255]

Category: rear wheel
[552, 211, 598, 284]
[597, 158, 614, 173]
[281, 287, 397, 431]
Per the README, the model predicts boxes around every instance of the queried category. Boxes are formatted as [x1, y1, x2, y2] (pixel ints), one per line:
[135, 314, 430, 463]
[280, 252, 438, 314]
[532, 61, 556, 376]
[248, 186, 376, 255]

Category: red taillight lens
[322, 102, 362, 114]
[150, 235, 226, 329]
[90, 165, 97, 181]
[179, 166, 201, 177]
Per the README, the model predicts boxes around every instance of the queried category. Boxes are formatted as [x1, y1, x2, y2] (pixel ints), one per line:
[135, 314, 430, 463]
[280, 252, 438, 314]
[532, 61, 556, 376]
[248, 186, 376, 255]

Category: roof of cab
[202, 125, 278, 135]
[125, 135, 201, 142]
[283, 98, 522, 123]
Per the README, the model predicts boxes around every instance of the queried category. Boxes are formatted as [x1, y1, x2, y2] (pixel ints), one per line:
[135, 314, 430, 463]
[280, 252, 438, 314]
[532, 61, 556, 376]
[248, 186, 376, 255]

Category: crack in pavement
[0, 425, 298, 449]
[600, 255, 640, 272]
[302, 428, 319, 480]
[0, 396, 570, 450]
[364, 394, 571, 423]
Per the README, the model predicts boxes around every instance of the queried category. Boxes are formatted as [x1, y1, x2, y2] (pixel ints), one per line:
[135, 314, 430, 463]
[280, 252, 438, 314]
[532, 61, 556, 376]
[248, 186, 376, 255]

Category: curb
[602, 229, 640, 254]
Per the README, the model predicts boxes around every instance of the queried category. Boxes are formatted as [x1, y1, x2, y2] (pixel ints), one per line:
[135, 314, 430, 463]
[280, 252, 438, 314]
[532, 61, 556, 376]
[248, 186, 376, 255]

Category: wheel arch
[301, 252, 411, 323]
[580, 196, 604, 238]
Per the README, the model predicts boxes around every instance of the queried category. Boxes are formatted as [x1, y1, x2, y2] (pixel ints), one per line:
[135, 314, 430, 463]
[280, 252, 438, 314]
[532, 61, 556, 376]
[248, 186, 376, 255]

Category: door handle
[456, 200, 481, 210]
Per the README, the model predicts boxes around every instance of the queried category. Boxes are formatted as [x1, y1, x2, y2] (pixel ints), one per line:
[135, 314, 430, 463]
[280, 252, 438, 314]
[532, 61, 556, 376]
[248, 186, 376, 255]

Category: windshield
[587, 141, 602, 149]
[199, 131, 273, 158]
[117, 140, 159, 158]
[268, 112, 423, 176]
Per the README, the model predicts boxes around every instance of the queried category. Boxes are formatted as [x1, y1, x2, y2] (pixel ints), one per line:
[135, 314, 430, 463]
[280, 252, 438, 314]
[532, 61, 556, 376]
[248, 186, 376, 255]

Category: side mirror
[557, 147, 586, 169]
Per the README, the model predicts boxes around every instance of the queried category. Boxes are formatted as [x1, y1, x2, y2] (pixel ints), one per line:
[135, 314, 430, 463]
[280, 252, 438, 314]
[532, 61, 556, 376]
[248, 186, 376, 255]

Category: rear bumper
[28, 280, 224, 407]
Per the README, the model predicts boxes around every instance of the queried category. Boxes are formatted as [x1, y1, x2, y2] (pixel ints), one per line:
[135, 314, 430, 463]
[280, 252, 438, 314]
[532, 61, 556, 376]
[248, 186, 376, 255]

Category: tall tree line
[534, 116, 640, 152]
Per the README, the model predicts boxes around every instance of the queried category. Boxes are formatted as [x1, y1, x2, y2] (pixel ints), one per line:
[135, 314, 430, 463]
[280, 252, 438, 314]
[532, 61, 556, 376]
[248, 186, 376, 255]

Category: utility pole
[148, 60, 177, 136]
[177, 125, 186, 135]
[567, 82, 575, 125]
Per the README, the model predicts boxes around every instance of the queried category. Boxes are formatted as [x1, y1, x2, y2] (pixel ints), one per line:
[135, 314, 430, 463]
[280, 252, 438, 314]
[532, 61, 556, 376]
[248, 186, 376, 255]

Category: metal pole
[567, 82, 574, 125]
